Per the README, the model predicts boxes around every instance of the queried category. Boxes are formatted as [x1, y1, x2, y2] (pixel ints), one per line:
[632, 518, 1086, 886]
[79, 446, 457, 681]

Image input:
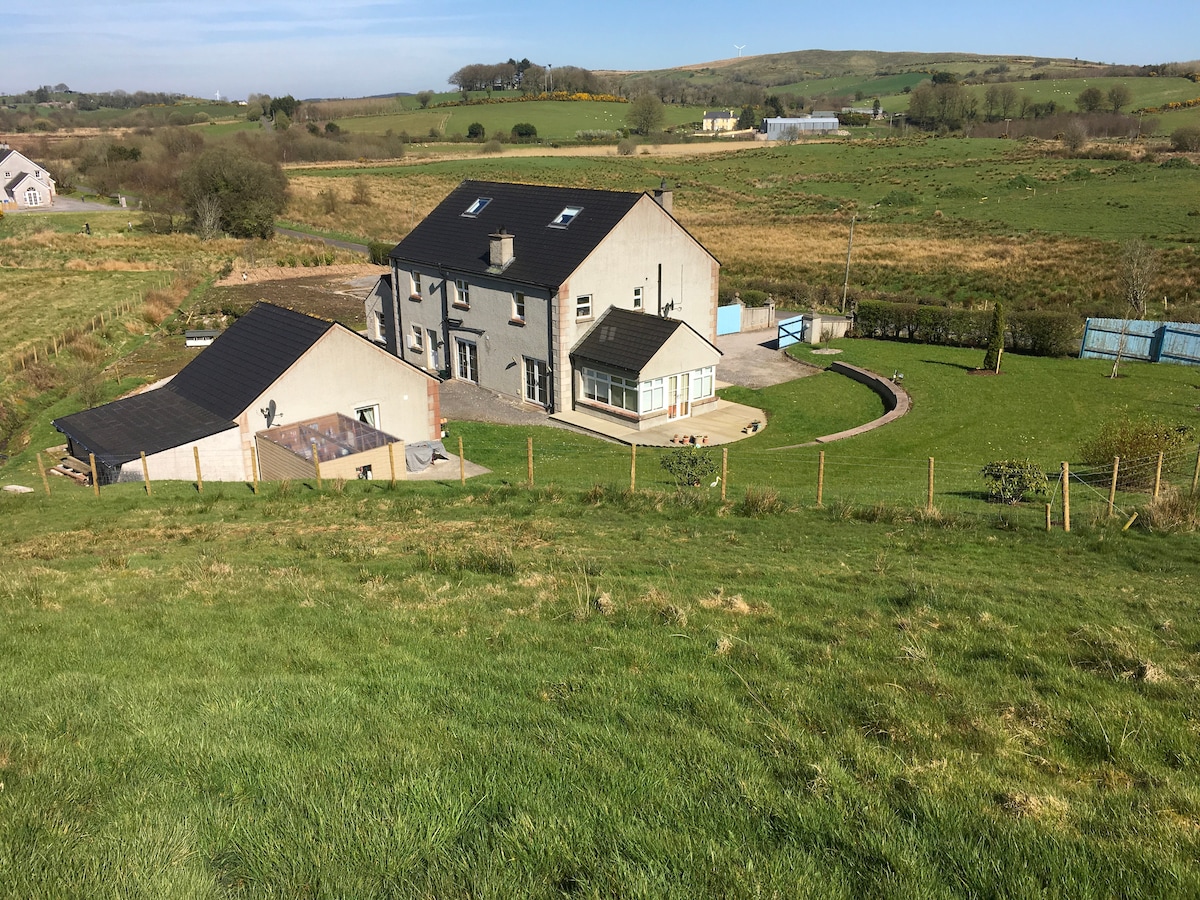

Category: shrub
[482, 139, 503, 154]
[1079, 416, 1196, 489]
[467, 122, 485, 140]
[660, 446, 719, 488]
[617, 138, 636, 156]
[368, 241, 392, 265]
[980, 459, 1049, 504]
[511, 122, 537, 141]
[1169, 125, 1200, 152]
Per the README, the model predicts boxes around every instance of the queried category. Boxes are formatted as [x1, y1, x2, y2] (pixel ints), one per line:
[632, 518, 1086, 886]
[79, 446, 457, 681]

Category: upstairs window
[463, 197, 491, 217]
[575, 295, 592, 319]
[550, 205, 583, 227]
[411, 271, 422, 297]
[512, 292, 526, 322]
[633, 286, 643, 310]
[454, 278, 470, 308]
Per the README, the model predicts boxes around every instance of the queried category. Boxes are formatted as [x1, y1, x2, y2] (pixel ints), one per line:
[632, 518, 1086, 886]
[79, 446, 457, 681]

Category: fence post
[140, 451, 152, 495]
[311, 441, 322, 489]
[36, 454, 50, 495]
[89, 453, 100, 498]
[458, 436, 465, 486]
[527, 436, 534, 488]
[721, 447, 728, 502]
[927, 457, 935, 513]
[194, 446, 203, 493]
[817, 450, 825, 508]
[1045, 503, 1051, 532]
[1153, 451, 1164, 500]
[388, 443, 396, 487]
[251, 448, 260, 495]
[1191, 444, 1200, 499]
[1061, 462, 1070, 533]
[630, 443, 637, 492]
[1107, 456, 1119, 518]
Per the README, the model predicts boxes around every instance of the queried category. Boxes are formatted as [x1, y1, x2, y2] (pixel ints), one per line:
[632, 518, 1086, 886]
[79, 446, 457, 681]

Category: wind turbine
[734, 44, 746, 58]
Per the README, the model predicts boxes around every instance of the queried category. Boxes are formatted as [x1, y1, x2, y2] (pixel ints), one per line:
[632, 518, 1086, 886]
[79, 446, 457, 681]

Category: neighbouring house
[0, 143, 56, 210]
[54, 302, 440, 484]
[759, 117, 841, 140]
[380, 180, 720, 424]
[702, 110, 738, 132]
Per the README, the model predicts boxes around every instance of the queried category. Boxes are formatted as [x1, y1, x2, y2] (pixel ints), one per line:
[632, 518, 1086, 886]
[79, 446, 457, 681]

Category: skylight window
[463, 197, 492, 217]
[550, 205, 583, 227]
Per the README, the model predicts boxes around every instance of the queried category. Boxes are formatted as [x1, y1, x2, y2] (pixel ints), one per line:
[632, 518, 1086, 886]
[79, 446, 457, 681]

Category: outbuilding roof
[389, 180, 645, 290]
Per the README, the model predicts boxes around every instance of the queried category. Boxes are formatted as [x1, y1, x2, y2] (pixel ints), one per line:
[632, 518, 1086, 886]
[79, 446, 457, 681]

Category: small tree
[1062, 119, 1088, 154]
[1170, 125, 1200, 152]
[1107, 84, 1132, 115]
[351, 176, 371, 206]
[982, 302, 1005, 372]
[510, 122, 537, 141]
[467, 122, 485, 140]
[736, 105, 757, 130]
[416, 90, 434, 109]
[660, 446, 720, 488]
[980, 460, 1049, 504]
[626, 94, 665, 136]
[1076, 86, 1104, 113]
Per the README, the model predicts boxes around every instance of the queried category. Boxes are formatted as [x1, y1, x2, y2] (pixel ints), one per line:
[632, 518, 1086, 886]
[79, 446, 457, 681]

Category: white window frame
[690, 366, 715, 401]
[523, 357, 549, 406]
[455, 338, 479, 383]
[575, 294, 592, 320]
[355, 404, 380, 429]
[463, 197, 491, 217]
[410, 271, 422, 298]
[633, 286, 643, 310]
[24, 187, 41, 206]
[581, 367, 638, 413]
[454, 278, 470, 308]
[551, 205, 583, 227]
[640, 377, 666, 413]
[512, 291, 525, 322]
[409, 324, 424, 351]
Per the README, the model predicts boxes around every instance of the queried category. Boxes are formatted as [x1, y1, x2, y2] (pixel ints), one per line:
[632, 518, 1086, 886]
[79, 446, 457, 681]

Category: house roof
[570, 307, 721, 374]
[167, 302, 333, 421]
[53, 388, 238, 466]
[389, 180, 645, 290]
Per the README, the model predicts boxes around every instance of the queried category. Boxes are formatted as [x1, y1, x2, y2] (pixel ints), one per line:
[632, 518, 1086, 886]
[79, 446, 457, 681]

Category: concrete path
[715, 329, 822, 388]
[9, 197, 118, 213]
[274, 226, 368, 255]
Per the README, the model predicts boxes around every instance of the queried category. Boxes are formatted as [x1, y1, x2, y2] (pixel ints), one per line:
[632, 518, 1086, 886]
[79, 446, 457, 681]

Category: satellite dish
[261, 399, 279, 427]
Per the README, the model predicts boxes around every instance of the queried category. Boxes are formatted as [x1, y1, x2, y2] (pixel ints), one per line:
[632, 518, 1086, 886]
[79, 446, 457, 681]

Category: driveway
[10, 197, 118, 213]
[715, 329, 822, 389]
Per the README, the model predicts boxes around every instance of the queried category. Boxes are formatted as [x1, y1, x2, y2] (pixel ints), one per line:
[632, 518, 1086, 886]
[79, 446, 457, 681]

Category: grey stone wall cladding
[393, 264, 556, 405]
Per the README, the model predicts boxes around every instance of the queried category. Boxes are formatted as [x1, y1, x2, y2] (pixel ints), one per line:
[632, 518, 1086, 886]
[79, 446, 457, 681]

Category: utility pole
[841, 215, 857, 315]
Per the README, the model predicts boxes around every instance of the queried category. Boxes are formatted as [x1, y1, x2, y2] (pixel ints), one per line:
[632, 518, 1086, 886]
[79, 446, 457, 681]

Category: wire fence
[39, 436, 1200, 533]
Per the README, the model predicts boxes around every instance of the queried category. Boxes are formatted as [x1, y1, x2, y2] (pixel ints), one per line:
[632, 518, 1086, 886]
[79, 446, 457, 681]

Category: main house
[379, 180, 721, 430]
[54, 303, 440, 484]
[1, 144, 56, 210]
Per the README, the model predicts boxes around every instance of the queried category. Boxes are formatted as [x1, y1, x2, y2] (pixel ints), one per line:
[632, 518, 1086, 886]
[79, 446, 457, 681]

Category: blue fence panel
[717, 304, 742, 336]
[777, 315, 807, 349]
[1081, 318, 1200, 367]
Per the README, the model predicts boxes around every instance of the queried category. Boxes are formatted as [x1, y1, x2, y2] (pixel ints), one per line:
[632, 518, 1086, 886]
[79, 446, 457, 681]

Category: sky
[7, 1, 1199, 101]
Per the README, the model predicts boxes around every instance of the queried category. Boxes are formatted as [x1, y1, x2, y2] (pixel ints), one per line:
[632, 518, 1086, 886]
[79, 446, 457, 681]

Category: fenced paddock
[29, 432, 1200, 534]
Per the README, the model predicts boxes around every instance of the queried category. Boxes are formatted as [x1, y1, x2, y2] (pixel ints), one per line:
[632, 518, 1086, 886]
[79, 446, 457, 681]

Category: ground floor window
[524, 357, 549, 406]
[582, 367, 638, 412]
[456, 339, 478, 383]
[690, 366, 715, 401]
[640, 377, 666, 413]
[24, 187, 41, 206]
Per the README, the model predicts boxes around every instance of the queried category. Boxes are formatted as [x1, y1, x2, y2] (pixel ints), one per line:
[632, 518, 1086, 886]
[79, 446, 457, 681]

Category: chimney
[653, 178, 673, 215]
[489, 227, 514, 269]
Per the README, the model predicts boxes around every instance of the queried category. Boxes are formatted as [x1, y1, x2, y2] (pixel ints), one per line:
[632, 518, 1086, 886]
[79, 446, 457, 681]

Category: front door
[668, 373, 691, 420]
[455, 338, 478, 383]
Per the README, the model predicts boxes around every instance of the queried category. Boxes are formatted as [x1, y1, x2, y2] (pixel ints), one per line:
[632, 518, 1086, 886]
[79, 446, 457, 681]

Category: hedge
[852, 299, 1080, 357]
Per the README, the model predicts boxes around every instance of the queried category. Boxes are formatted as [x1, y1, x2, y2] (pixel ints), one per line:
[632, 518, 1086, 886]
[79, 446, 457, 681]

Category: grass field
[329, 100, 707, 141]
[2, 464, 1199, 898]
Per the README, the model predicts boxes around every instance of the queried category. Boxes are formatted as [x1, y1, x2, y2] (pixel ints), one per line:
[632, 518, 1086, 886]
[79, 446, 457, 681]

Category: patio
[550, 397, 766, 447]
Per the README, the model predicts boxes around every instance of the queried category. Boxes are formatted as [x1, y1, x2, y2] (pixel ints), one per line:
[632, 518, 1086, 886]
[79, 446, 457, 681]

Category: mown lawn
[1, 479, 1199, 898]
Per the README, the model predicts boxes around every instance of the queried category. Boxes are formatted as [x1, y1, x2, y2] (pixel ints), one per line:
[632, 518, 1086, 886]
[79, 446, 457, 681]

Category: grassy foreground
[2, 480, 1199, 899]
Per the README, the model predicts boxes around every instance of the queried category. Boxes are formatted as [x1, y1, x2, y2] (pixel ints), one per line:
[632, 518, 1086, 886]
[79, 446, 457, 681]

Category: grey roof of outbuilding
[570, 307, 721, 375]
[54, 303, 335, 465]
[389, 180, 645, 290]
[53, 389, 238, 466]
